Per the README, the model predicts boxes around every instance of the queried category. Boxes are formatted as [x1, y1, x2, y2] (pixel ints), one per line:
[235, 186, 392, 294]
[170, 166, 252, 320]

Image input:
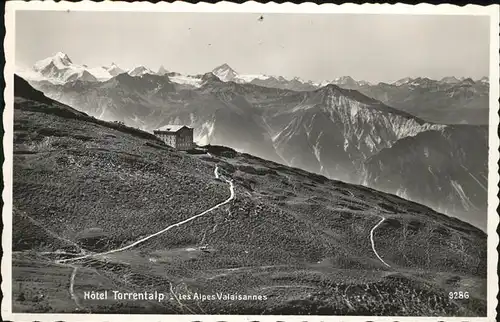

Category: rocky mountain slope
[253, 75, 489, 125]
[212, 63, 239, 82]
[32, 72, 284, 164]
[128, 66, 156, 77]
[12, 75, 487, 315]
[105, 63, 125, 77]
[27, 69, 488, 230]
[262, 84, 444, 181]
[362, 125, 489, 230]
[209, 64, 488, 125]
[355, 78, 489, 125]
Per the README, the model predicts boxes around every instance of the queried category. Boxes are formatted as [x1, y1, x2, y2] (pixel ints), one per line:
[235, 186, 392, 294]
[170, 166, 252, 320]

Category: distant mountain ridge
[128, 66, 156, 77]
[17, 53, 488, 125]
[104, 63, 125, 77]
[356, 77, 489, 125]
[18, 53, 488, 90]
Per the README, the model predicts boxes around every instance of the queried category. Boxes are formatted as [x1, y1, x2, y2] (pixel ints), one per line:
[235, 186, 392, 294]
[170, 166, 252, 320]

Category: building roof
[154, 125, 191, 133]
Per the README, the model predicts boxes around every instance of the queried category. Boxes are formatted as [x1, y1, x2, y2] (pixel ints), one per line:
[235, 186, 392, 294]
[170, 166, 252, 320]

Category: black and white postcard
[2, 1, 499, 321]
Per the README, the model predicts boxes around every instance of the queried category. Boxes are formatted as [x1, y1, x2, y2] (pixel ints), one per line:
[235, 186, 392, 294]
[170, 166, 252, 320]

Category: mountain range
[11, 74, 487, 315]
[354, 77, 489, 125]
[17, 53, 490, 230]
[17, 52, 489, 125]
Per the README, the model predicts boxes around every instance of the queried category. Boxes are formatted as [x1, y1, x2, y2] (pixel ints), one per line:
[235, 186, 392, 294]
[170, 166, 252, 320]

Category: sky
[15, 11, 491, 83]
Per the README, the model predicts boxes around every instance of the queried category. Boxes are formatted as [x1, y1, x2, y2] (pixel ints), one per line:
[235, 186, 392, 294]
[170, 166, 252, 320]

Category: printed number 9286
[449, 291, 469, 299]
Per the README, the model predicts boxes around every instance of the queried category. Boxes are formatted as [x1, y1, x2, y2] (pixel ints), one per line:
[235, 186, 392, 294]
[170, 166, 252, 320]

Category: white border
[3, 1, 499, 321]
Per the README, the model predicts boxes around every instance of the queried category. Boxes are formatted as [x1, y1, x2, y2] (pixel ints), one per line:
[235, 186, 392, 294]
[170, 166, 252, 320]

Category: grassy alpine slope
[12, 75, 487, 316]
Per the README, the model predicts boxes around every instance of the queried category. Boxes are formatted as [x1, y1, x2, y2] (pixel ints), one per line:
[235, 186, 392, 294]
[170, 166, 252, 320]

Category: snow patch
[450, 180, 477, 211]
[312, 131, 324, 172]
[128, 66, 155, 77]
[235, 74, 271, 82]
[86, 66, 113, 81]
[170, 74, 203, 87]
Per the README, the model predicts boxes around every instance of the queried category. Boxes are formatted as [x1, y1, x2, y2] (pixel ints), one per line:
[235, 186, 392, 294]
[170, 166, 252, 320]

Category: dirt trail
[58, 164, 234, 263]
[61, 163, 234, 313]
[370, 216, 391, 267]
[69, 266, 85, 311]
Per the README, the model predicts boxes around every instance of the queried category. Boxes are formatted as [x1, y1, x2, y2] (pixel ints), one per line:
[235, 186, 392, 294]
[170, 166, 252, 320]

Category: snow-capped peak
[233, 74, 271, 83]
[26, 53, 128, 84]
[440, 76, 461, 84]
[393, 77, 413, 86]
[461, 77, 476, 85]
[213, 63, 234, 72]
[106, 62, 119, 69]
[478, 76, 489, 83]
[409, 77, 434, 86]
[53, 51, 72, 63]
[29, 52, 102, 84]
[157, 65, 169, 76]
[333, 76, 355, 82]
[290, 76, 311, 84]
[33, 51, 73, 72]
[106, 63, 125, 77]
[315, 80, 332, 87]
[212, 63, 238, 82]
[328, 76, 360, 88]
[128, 66, 154, 77]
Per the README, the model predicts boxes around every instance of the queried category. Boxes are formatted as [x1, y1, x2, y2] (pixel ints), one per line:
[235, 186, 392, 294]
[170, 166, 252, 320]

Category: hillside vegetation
[12, 75, 487, 316]
[30, 71, 488, 229]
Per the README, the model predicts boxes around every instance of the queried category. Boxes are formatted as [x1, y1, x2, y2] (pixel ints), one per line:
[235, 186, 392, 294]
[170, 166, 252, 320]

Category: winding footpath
[369, 216, 391, 267]
[57, 159, 391, 312]
[58, 165, 234, 264]
[69, 266, 85, 311]
[59, 164, 234, 311]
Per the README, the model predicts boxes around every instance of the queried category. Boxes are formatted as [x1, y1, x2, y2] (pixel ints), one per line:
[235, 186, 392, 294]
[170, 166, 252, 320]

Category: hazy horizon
[15, 11, 490, 83]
